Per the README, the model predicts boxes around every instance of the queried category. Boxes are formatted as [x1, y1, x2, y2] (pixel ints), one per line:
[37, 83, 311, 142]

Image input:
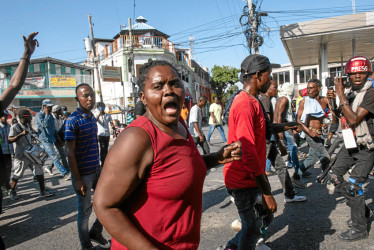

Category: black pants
[193, 135, 210, 154]
[331, 145, 374, 232]
[3, 154, 12, 187]
[267, 142, 295, 199]
[98, 136, 110, 166]
[0, 154, 10, 187]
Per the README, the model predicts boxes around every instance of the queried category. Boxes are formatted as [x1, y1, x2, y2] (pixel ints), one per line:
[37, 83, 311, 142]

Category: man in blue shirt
[36, 99, 70, 180]
[0, 110, 13, 191]
[65, 84, 110, 249]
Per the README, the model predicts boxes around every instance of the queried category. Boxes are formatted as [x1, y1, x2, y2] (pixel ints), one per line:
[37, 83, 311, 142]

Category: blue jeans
[303, 134, 330, 171]
[265, 159, 271, 173]
[207, 124, 227, 143]
[72, 171, 103, 247]
[41, 141, 68, 176]
[283, 131, 300, 173]
[55, 141, 70, 171]
[227, 187, 261, 250]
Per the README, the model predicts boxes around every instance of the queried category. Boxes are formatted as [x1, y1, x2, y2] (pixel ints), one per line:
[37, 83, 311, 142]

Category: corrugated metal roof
[114, 16, 169, 39]
[127, 22, 156, 31]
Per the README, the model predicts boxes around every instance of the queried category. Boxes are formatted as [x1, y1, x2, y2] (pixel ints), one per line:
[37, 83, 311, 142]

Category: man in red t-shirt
[222, 54, 277, 250]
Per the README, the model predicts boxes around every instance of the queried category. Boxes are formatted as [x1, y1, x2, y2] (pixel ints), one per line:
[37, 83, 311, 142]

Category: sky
[1, 0, 374, 72]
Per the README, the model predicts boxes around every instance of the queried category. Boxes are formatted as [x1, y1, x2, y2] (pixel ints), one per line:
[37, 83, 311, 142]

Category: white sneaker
[284, 195, 307, 203]
[44, 167, 54, 176]
[230, 196, 235, 203]
[231, 219, 241, 232]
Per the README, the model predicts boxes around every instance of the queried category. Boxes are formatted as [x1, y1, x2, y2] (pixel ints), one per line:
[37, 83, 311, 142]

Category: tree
[210, 65, 239, 99]
[222, 84, 239, 106]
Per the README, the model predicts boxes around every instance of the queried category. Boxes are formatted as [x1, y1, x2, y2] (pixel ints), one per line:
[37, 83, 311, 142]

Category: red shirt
[112, 116, 207, 250]
[223, 91, 266, 189]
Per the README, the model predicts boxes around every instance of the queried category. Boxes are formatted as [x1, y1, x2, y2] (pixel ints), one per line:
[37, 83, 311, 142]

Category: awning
[280, 12, 374, 67]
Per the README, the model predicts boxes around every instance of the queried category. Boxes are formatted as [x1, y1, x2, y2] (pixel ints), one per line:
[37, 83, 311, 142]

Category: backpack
[222, 90, 242, 126]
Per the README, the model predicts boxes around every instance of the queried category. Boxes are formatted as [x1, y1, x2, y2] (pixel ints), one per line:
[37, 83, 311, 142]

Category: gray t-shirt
[259, 95, 273, 122]
[188, 105, 202, 137]
[9, 123, 32, 159]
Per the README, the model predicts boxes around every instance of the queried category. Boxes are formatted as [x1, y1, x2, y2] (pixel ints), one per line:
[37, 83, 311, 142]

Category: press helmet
[345, 56, 372, 74]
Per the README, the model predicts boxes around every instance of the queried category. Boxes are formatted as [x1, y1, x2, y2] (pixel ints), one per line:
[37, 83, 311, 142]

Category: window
[300, 70, 305, 83]
[329, 66, 342, 78]
[285, 71, 290, 83]
[272, 73, 278, 83]
[312, 68, 317, 79]
[306, 69, 311, 82]
[279, 72, 284, 84]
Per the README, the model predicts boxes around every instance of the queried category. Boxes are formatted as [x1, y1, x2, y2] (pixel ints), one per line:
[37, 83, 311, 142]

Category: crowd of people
[1, 32, 374, 250]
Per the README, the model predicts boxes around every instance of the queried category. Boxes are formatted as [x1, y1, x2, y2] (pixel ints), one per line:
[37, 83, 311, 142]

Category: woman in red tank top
[93, 60, 241, 250]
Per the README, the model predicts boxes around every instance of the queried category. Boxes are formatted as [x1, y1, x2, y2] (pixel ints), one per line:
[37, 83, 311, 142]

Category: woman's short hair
[137, 60, 178, 92]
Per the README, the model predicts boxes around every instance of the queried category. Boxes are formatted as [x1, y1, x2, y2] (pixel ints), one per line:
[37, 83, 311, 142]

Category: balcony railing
[97, 35, 176, 60]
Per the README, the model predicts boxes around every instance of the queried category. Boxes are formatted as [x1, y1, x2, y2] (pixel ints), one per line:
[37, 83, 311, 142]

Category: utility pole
[128, 18, 136, 97]
[247, 0, 258, 54]
[88, 14, 103, 103]
[241, 0, 266, 54]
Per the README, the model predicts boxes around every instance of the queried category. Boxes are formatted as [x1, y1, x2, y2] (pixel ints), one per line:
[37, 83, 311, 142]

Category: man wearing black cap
[222, 54, 277, 250]
[8, 109, 55, 199]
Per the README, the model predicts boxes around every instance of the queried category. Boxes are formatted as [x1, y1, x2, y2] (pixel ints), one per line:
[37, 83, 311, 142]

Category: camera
[341, 75, 350, 87]
[325, 77, 335, 89]
[325, 76, 350, 89]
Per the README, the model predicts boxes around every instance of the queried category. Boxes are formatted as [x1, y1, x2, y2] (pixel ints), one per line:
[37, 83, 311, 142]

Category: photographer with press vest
[327, 56, 374, 241]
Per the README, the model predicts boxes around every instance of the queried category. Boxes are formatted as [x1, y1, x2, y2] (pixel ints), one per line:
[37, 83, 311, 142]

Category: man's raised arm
[0, 32, 39, 113]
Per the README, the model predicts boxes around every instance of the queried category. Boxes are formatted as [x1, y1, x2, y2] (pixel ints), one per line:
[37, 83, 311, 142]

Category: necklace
[242, 88, 257, 99]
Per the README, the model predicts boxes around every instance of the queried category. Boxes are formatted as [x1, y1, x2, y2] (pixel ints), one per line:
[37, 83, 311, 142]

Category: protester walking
[51, 105, 71, 180]
[95, 102, 115, 166]
[93, 60, 241, 250]
[189, 96, 210, 154]
[327, 56, 374, 241]
[65, 83, 110, 249]
[207, 96, 227, 144]
[0, 32, 39, 248]
[0, 110, 13, 191]
[220, 54, 277, 250]
[36, 99, 70, 180]
[8, 109, 55, 200]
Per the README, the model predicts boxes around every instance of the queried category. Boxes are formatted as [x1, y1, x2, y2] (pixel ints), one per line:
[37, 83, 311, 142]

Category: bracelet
[339, 101, 349, 108]
[20, 57, 30, 64]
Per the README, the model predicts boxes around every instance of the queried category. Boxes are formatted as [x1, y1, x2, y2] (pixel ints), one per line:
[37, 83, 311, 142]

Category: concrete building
[273, 11, 374, 93]
[84, 16, 211, 113]
[0, 57, 93, 112]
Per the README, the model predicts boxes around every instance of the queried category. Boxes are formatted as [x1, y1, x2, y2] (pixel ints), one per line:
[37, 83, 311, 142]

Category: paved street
[1, 124, 374, 249]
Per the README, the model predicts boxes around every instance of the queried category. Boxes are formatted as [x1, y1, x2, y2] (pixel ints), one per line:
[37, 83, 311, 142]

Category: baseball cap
[241, 54, 271, 76]
[18, 109, 31, 118]
[52, 105, 62, 113]
[42, 99, 54, 106]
